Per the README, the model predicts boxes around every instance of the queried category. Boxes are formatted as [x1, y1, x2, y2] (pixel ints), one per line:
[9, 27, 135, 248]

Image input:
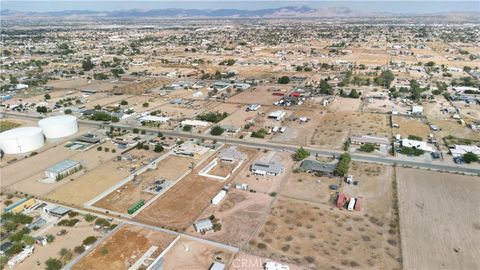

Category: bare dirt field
[392, 116, 431, 139]
[364, 96, 410, 114]
[188, 189, 273, 247]
[208, 161, 239, 178]
[72, 225, 176, 270]
[228, 86, 286, 106]
[280, 171, 340, 204]
[247, 162, 401, 269]
[153, 155, 194, 180]
[161, 236, 235, 270]
[396, 168, 480, 270]
[218, 105, 267, 129]
[328, 97, 362, 112]
[45, 148, 158, 207]
[270, 109, 321, 146]
[135, 147, 257, 231]
[20, 219, 102, 270]
[310, 112, 390, 150]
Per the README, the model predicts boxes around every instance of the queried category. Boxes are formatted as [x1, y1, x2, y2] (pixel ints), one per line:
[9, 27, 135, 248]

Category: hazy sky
[2, 1, 479, 14]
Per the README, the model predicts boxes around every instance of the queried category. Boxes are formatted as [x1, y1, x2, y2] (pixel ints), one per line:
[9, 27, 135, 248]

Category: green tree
[210, 126, 225, 136]
[37, 106, 48, 113]
[154, 144, 164, 153]
[64, 109, 72, 114]
[294, 147, 310, 161]
[182, 125, 192, 132]
[82, 236, 97, 246]
[277, 76, 290, 84]
[120, 100, 128, 105]
[463, 152, 479, 163]
[334, 153, 351, 176]
[45, 258, 63, 270]
[142, 102, 149, 107]
[82, 58, 95, 71]
[359, 143, 375, 152]
[44, 94, 51, 100]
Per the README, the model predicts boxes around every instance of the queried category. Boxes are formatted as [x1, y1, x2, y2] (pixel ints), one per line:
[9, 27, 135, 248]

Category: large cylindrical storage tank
[38, 115, 78, 139]
[0, 127, 45, 154]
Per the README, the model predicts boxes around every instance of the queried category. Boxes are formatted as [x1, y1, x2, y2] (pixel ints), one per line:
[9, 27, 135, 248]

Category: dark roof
[300, 160, 337, 174]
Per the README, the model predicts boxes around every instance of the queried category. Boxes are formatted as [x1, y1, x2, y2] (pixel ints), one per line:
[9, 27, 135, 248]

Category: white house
[401, 139, 434, 152]
[268, 110, 287, 121]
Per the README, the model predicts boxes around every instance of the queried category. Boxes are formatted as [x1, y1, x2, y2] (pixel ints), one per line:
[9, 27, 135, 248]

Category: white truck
[347, 198, 356, 211]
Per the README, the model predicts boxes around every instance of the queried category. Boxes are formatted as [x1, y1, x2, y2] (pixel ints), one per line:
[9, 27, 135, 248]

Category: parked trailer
[354, 198, 362, 211]
[336, 193, 346, 208]
[128, 199, 145, 214]
[280, 127, 286, 133]
[347, 198, 356, 211]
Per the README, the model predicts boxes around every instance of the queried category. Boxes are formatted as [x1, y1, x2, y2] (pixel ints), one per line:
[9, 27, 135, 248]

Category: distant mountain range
[0, 6, 368, 18]
[1, 5, 478, 19]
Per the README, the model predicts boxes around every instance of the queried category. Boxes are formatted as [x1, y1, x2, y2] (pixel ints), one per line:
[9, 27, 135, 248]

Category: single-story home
[300, 160, 337, 175]
[218, 146, 246, 163]
[251, 161, 284, 176]
[401, 139, 434, 152]
[450, 145, 480, 157]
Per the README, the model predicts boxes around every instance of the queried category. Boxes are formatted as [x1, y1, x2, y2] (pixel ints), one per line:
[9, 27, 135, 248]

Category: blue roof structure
[46, 160, 80, 174]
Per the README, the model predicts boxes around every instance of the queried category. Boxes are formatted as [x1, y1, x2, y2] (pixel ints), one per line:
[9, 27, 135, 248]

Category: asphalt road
[3, 111, 480, 175]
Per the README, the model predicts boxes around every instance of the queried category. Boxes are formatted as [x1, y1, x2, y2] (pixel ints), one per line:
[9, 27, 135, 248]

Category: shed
[194, 219, 213, 233]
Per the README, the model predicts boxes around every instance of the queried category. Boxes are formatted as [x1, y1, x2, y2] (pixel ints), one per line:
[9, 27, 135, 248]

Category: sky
[1, 1, 479, 14]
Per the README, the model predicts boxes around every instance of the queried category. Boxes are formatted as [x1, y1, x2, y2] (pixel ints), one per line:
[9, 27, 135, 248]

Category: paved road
[3, 111, 480, 175]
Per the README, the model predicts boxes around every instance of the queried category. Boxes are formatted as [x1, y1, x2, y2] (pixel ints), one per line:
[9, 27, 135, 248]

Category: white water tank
[0, 127, 45, 154]
[38, 115, 78, 139]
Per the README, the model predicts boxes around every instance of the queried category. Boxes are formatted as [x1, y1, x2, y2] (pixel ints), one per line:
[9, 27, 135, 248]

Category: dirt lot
[397, 168, 480, 270]
[162, 236, 235, 270]
[281, 171, 340, 205]
[153, 155, 195, 180]
[45, 148, 158, 207]
[392, 116, 431, 139]
[208, 161, 239, 178]
[72, 225, 175, 270]
[247, 162, 401, 269]
[310, 112, 390, 150]
[188, 189, 273, 247]
[228, 85, 286, 106]
[20, 219, 102, 270]
[135, 147, 257, 231]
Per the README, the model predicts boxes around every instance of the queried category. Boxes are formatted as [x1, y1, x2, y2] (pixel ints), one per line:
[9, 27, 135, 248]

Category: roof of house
[210, 262, 225, 270]
[401, 139, 434, 152]
[48, 206, 71, 216]
[251, 161, 283, 174]
[46, 160, 80, 174]
[268, 110, 286, 118]
[218, 146, 246, 161]
[194, 219, 213, 231]
[300, 160, 337, 174]
[140, 115, 171, 122]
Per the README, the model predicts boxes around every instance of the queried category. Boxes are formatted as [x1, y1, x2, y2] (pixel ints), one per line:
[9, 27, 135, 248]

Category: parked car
[453, 157, 464, 164]
[431, 152, 441, 159]
[345, 175, 354, 184]
[329, 184, 338, 190]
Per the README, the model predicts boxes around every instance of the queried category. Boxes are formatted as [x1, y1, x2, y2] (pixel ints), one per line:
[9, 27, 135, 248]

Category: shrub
[142, 102, 149, 107]
[359, 143, 375, 152]
[132, 128, 139, 134]
[82, 236, 97, 246]
[463, 152, 479, 163]
[210, 126, 225, 136]
[46, 234, 55, 243]
[400, 147, 424, 156]
[182, 125, 192, 132]
[334, 153, 351, 176]
[45, 258, 63, 270]
[196, 112, 228, 123]
[154, 144, 164, 153]
[251, 129, 267, 138]
[294, 147, 310, 161]
[97, 146, 102, 151]
[84, 214, 96, 222]
[67, 211, 78, 218]
[407, 135, 422, 141]
[277, 76, 290, 84]
[73, 245, 85, 254]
